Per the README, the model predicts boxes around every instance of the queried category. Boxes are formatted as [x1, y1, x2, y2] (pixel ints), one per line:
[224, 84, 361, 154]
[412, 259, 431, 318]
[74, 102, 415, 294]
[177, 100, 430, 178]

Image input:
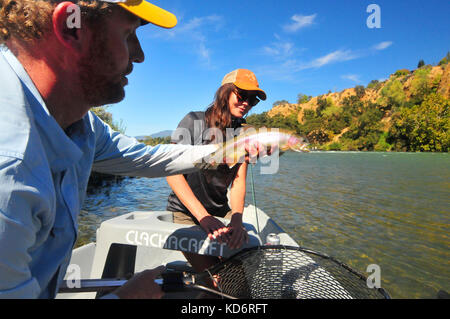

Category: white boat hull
[57, 205, 297, 299]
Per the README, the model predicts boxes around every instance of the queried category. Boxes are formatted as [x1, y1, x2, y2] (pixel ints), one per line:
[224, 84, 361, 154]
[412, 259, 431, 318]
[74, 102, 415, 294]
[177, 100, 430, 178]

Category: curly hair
[0, 0, 113, 44]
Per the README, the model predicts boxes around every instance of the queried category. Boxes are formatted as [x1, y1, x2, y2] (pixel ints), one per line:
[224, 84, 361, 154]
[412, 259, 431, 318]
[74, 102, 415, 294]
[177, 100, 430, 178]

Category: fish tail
[289, 135, 310, 153]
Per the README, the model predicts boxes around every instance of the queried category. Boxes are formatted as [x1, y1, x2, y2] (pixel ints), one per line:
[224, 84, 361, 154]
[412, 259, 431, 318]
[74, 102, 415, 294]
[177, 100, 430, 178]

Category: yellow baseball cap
[222, 69, 267, 100]
[102, 0, 177, 29]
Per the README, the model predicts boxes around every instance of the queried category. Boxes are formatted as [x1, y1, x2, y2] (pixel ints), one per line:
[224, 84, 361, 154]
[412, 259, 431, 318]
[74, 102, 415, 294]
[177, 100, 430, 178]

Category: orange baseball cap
[222, 69, 267, 100]
[102, 0, 177, 29]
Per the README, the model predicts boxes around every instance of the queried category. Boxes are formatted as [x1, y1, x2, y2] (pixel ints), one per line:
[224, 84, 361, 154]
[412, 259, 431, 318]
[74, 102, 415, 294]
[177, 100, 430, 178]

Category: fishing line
[249, 164, 261, 236]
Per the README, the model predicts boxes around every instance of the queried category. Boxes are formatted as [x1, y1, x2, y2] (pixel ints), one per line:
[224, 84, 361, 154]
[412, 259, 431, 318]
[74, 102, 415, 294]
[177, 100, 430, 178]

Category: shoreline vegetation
[246, 53, 449, 153]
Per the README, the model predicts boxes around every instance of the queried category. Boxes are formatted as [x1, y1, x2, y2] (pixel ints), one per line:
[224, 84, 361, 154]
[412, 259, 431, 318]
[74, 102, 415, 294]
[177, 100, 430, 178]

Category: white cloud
[256, 49, 361, 81]
[172, 15, 224, 37]
[263, 41, 295, 58]
[198, 43, 211, 63]
[341, 74, 362, 83]
[373, 41, 393, 50]
[283, 14, 317, 32]
[304, 49, 360, 69]
[147, 15, 224, 67]
[257, 40, 393, 82]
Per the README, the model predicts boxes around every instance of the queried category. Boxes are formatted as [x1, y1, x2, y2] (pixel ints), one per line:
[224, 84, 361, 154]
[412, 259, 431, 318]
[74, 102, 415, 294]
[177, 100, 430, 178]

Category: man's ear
[52, 2, 83, 52]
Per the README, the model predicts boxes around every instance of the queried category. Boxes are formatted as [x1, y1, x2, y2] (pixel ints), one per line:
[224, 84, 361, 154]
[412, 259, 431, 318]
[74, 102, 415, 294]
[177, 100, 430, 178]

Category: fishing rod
[58, 272, 237, 299]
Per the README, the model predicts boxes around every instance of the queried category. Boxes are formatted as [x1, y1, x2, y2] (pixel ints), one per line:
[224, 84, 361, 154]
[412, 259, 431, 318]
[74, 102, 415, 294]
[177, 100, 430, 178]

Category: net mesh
[200, 246, 389, 299]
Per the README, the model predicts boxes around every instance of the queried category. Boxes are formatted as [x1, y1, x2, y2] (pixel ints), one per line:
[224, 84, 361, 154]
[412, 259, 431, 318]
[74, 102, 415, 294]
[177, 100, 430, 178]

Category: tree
[307, 129, 333, 145]
[409, 67, 431, 104]
[246, 112, 270, 128]
[378, 79, 406, 111]
[367, 79, 381, 90]
[388, 93, 449, 152]
[315, 97, 333, 116]
[272, 100, 289, 107]
[417, 59, 425, 68]
[341, 103, 383, 151]
[297, 93, 311, 104]
[438, 52, 450, 66]
[374, 132, 392, 152]
[91, 106, 126, 134]
[394, 69, 410, 77]
[354, 85, 366, 99]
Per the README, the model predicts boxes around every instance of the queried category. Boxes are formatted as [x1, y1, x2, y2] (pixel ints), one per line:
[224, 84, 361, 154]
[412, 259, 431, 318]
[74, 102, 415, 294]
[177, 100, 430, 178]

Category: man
[0, 0, 263, 299]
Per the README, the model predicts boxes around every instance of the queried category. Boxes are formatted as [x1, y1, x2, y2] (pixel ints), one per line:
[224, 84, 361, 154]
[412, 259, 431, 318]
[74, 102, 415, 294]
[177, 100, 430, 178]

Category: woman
[166, 69, 266, 274]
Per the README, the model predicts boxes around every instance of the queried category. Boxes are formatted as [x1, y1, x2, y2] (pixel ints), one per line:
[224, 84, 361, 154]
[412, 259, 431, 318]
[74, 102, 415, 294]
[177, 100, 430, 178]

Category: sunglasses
[235, 90, 260, 107]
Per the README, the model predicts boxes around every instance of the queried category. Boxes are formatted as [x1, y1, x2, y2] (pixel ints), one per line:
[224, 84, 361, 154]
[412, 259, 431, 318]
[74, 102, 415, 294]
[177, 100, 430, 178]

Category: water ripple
[80, 152, 450, 299]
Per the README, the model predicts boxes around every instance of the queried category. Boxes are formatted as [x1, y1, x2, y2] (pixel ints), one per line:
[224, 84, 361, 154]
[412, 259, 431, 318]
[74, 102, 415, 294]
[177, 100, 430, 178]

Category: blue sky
[110, 0, 450, 137]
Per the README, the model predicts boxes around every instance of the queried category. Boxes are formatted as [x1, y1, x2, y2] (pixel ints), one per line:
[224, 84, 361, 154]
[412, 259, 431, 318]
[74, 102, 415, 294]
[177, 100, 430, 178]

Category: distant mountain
[150, 130, 173, 138]
[135, 130, 173, 140]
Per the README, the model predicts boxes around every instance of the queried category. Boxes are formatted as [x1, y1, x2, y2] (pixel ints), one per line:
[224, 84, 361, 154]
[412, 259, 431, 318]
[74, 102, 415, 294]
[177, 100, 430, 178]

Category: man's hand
[113, 266, 165, 299]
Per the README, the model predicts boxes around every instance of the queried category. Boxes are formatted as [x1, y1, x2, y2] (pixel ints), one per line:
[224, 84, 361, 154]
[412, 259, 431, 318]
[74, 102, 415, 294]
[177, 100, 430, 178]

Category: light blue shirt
[0, 47, 215, 298]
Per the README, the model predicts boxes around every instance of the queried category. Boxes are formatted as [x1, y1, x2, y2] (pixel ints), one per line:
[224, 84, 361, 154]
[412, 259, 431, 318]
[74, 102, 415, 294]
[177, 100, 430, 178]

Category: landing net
[199, 245, 390, 299]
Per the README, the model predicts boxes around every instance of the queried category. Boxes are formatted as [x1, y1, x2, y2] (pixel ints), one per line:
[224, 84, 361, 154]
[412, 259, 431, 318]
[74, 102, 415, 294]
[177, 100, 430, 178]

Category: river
[78, 151, 450, 299]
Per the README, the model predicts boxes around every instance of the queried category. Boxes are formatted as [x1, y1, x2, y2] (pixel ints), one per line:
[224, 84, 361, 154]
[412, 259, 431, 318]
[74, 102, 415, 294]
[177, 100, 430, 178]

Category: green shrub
[297, 93, 312, 104]
[378, 79, 406, 110]
[438, 52, 450, 66]
[326, 142, 342, 151]
[388, 93, 449, 152]
[374, 132, 392, 151]
[409, 67, 432, 103]
[355, 85, 366, 98]
[394, 69, 410, 77]
[367, 80, 382, 90]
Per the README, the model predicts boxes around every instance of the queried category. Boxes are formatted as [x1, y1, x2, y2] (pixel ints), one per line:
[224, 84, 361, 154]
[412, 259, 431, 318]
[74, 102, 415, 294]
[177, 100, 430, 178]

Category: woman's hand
[243, 140, 279, 164]
[199, 215, 231, 244]
[227, 213, 248, 249]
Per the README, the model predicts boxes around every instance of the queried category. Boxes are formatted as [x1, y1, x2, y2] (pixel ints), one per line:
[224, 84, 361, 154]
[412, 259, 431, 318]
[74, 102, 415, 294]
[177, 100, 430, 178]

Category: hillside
[248, 54, 450, 152]
[269, 63, 450, 121]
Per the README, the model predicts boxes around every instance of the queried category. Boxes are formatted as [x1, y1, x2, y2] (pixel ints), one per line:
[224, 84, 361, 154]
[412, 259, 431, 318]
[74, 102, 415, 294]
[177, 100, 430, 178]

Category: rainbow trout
[196, 127, 309, 169]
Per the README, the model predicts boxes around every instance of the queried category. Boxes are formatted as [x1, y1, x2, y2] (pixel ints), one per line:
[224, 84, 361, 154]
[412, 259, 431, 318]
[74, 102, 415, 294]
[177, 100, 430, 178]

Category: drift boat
[56, 205, 389, 299]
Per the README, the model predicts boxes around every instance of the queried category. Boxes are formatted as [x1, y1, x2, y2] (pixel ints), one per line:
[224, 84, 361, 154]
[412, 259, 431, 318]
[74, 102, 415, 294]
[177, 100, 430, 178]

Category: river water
[78, 152, 449, 299]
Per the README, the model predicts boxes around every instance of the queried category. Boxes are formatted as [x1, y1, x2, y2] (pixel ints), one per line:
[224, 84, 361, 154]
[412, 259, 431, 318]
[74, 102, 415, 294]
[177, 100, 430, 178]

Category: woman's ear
[52, 2, 83, 52]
